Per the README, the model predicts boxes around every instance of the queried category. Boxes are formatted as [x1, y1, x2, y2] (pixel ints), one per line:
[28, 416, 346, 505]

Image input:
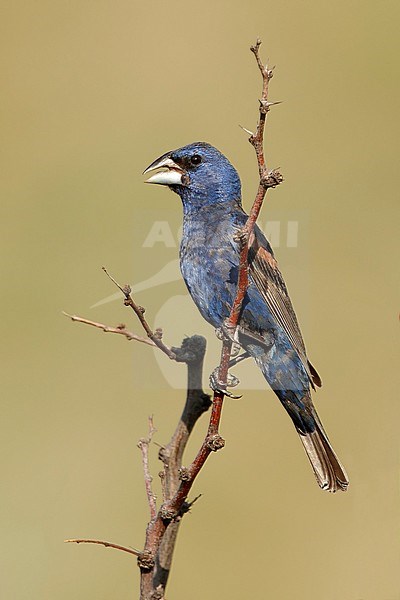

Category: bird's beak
[143, 152, 185, 186]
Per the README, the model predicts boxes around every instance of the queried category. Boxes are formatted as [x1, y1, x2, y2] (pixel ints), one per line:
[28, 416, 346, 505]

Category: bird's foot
[209, 368, 242, 399]
[215, 321, 240, 346]
[230, 341, 241, 357]
[214, 327, 226, 341]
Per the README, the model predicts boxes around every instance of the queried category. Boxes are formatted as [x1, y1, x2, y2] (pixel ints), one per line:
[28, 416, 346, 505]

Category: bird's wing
[247, 224, 322, 389]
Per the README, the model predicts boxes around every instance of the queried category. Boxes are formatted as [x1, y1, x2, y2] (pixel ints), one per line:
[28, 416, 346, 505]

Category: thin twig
[62, 312, 155, 347]
[64, 538, 140, 557]
[102, 267, 176, 360]
[137, 416, 158, 520]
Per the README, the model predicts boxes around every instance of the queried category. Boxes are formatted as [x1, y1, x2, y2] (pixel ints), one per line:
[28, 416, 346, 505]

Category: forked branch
[102, 266, 176, 360]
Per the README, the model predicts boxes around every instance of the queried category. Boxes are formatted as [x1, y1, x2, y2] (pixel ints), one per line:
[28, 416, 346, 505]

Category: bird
[143, 142, 349, 492]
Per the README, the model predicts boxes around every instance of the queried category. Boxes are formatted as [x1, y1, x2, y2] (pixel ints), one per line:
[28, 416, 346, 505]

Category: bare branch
[137, 416, 158, 520]
[102, 266, 176, 360]
[62, 312, 156, 347]
[64, 538, 140, 557]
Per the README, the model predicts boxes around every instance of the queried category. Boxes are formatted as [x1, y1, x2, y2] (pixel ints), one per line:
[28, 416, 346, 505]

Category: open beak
[143, 152, 185, 186]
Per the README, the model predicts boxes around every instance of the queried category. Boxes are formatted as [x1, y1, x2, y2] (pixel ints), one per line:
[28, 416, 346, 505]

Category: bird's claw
[209, 369, 242, 399]
[214, 327, 226, 341]
[231, 342, 241, 357]
[215, 322, 240, 347]
[210, 369, 240, 389]
[221, 388, 242, 399]
[214, 324, 236, 342]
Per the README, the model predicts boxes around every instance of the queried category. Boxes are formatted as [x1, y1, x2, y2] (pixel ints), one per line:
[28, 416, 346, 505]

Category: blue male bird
[144, 142, 348, 492]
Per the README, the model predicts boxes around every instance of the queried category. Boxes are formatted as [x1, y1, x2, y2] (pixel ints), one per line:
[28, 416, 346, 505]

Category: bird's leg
[228, 351, 251, 368]
[209, 351, 250, 399]
[209, 372, 241, 399]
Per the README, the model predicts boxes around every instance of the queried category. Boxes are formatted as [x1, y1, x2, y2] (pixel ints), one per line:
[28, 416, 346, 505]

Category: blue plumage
[144, 142, 348, 492]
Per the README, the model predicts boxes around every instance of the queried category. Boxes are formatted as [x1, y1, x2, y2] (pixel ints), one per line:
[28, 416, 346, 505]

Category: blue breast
[180, 203, 276, 333]
[179, 202, 310, 394]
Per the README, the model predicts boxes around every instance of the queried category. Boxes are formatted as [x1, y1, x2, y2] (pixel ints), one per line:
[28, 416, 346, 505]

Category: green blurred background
[1, 1, 399, 598]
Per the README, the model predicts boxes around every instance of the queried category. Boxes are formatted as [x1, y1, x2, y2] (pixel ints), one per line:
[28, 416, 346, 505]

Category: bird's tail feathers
[298, 420, 349, 493]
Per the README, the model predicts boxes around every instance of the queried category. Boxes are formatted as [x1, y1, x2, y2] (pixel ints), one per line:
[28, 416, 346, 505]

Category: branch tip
[64, 538, 140, 557]
[239, 124, 255, 136]
[250, 38, 262, 54]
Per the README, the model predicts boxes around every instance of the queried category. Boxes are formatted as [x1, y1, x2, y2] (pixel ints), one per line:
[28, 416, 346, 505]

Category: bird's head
[143, 142, 241, 211]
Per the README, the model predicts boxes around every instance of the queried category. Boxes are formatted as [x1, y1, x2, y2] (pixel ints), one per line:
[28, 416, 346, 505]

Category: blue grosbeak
[144, 142, 348, 492]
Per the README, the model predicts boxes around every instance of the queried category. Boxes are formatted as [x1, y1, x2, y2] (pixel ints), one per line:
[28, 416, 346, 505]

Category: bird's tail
[297, 418, 349, 492]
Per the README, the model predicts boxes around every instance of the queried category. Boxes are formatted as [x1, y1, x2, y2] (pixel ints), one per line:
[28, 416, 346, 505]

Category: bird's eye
[190, 154, 202, 166]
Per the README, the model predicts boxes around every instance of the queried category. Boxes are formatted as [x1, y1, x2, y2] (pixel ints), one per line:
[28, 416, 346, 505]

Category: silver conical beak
[143, 154, 184, 186]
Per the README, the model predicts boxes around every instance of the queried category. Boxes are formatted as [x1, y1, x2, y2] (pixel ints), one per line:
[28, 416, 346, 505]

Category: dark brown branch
[102, 266, 176, 360]
[62, 312, 156, 347]
[137, 416, 158, 520]
[64, 538, 140, 557]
